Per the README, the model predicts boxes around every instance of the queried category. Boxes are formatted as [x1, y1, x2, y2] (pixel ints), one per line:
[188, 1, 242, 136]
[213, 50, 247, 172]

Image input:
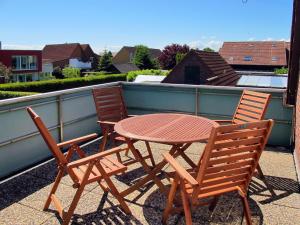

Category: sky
[0, 0, 293, 53]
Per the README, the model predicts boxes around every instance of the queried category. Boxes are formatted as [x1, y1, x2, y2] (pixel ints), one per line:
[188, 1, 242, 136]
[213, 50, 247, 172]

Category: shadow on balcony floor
[0, 140, 299, 225]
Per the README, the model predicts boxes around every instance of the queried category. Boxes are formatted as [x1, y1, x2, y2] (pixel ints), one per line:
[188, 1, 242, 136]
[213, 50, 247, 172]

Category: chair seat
[71, 155, 127, 184]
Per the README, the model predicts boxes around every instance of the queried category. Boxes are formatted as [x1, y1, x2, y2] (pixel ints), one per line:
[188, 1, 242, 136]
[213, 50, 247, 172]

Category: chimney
[0, 41, 2, 50]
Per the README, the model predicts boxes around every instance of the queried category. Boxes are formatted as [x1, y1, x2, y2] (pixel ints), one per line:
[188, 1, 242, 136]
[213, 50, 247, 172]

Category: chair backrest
[193, 120, 273, 198]
[92, 86, 128, 123]
[27, 107, 67, 165]
[232, 90, 271, 124]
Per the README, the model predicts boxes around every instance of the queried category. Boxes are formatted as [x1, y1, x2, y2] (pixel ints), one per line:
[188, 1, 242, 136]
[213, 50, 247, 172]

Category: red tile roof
[219, 41, 289, 66]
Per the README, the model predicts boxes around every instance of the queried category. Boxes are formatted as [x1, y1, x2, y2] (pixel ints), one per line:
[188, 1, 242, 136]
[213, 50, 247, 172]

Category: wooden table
[114, 113, 218, 197]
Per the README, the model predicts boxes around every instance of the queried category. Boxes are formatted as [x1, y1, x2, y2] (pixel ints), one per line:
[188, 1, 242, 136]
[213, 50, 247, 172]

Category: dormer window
[244, 56, 252, 61]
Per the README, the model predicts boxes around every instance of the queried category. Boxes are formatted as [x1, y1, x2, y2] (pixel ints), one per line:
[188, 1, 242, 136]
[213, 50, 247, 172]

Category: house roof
[163, 50, 239, 86]
[112, 63, 140, 73]
[219, 41, 289, 66]
[42, 43, 96, 64]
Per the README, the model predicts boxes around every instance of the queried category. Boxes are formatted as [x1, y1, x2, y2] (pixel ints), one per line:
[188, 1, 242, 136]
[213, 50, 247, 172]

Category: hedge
[0, 74, 126, 93]
[0, 91, 38, 100]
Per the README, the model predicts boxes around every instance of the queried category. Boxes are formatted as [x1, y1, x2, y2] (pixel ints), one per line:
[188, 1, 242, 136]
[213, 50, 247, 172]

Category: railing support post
[58, 95, 63, 142]
[195, 88, 199, 116]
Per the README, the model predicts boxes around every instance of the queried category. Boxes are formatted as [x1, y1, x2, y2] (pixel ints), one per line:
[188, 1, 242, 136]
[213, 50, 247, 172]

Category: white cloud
[188, 38, 223, 51]
[248, 37, 256, 41]
[2, 43, 43, 50]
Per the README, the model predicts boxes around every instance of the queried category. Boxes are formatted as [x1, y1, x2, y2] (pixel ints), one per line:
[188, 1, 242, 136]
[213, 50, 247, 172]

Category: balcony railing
[0, 82, 293, 180]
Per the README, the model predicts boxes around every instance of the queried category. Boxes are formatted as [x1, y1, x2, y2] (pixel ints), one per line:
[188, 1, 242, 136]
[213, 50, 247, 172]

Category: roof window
[243, 56, 253, 61]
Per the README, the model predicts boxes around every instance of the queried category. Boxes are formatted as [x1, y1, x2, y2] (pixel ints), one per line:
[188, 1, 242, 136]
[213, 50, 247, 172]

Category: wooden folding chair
[162, 120, 274, 225]
[215, 90, 275, 195]
[216, 90, 271, 124]
[27, 107, 131, 225]
[92, 86, 155, 166]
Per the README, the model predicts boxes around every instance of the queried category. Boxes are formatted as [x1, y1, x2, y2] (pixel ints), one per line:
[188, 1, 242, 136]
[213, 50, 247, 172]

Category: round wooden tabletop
[114, 113, 218, 144]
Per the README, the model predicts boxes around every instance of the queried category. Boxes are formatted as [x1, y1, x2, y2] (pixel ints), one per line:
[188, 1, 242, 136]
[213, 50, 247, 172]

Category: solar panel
[237, 75, 287, 88]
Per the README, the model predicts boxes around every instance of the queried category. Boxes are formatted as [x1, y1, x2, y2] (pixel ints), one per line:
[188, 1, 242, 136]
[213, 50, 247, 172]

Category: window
[272, 56, 278, 61]
[229, 56, 234, 61]
[11, 55, 37, 70]
[184, 66, 204, 84]
[244, 56, 253, 61]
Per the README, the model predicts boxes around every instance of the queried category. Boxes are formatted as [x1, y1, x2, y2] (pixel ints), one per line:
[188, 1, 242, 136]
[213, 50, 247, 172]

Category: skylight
[244, 56, 253, 61]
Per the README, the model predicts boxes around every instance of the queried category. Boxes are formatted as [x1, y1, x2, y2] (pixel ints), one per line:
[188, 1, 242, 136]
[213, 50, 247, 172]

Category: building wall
[0, 50, 42, 73]
[112, 48, 130, 64]
[295, 69, 300, 182]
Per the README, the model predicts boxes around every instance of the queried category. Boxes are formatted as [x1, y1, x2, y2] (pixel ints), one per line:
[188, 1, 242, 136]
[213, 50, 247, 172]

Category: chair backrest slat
[194, 120, 273, 197]
[27, 107, 67, 165]
[232, 90, 271, 124]
[92, 86, 128, 123]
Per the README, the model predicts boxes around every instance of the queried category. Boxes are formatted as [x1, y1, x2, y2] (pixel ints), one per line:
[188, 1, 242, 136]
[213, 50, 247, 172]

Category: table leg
[121, 139, 166, 196]
[121, 143, 191, 197]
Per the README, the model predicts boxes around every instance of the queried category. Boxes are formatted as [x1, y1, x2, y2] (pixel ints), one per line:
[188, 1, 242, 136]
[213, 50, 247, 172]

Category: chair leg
[44, 168, 64, 210]
[257, 164, 276, 196]
[62, 184, 86, 225]
[104, 176, 132, 215]
[162, 178, 179, 224]
[99, 130, 108, 152]
[145, 141, 156, 167]
[180, 181, 193, 225]
[241, 195, 252, 225]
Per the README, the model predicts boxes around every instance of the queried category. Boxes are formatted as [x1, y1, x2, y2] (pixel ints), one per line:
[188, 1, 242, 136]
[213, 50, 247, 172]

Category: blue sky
[0, 0, 293, 53]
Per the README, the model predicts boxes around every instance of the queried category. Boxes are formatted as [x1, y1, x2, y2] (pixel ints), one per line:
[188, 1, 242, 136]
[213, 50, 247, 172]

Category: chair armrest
[214, 119, 233, 124]
[67, 146, 127, 168]
[163, 152, 198, 187]
[57, 133, 98, 148]
[97, 120, 117, 126]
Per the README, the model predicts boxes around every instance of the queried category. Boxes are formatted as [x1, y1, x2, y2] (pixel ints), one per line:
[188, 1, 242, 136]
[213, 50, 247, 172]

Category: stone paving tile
[0, 202, 51, 225]
[19, 182, 89, 212]
[0, 174, 50, 208]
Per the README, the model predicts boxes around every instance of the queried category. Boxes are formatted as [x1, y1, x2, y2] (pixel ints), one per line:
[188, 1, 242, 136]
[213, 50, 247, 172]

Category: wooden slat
[204, 166, 251, 180]
[198, 180, 246, 194]
[235, 113, 258, 122]
[215, 129, 266, 141]
[205, 160, 254, 174]
[211, 144, 260, 157]
[243, 94, 268, 103]
[202, 173, 248, 187]
[213, 136, 263, 149]
[51, 194, 65, 219]
[240, 99, 264, 108]
[244, 90, 270, 98]
[238, 104, 263, 113]
[236, 109, 261, 119]
[208, 152, 257, 166]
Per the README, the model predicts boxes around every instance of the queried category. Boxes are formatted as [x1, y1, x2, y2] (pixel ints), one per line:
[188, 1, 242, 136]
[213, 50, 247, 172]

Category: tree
[52, 66, 63, 79]
[158, 44, 190, 70]
[175, 52, 187, 64]
[133, 45, 156, 69]
[0, 62, 12, 82]
[203, 47, 214, 52]
[98, 50, 113, 71]
[62, 67, 81, 78]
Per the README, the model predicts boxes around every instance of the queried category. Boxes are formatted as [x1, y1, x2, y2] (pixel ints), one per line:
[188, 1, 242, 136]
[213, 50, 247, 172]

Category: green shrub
[62, 67, 81, 78]
[127, 69, 169, 82]
[274, 67, 288, 75]
[0, 91, 38, 100]
[0, 74, 126, 93]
